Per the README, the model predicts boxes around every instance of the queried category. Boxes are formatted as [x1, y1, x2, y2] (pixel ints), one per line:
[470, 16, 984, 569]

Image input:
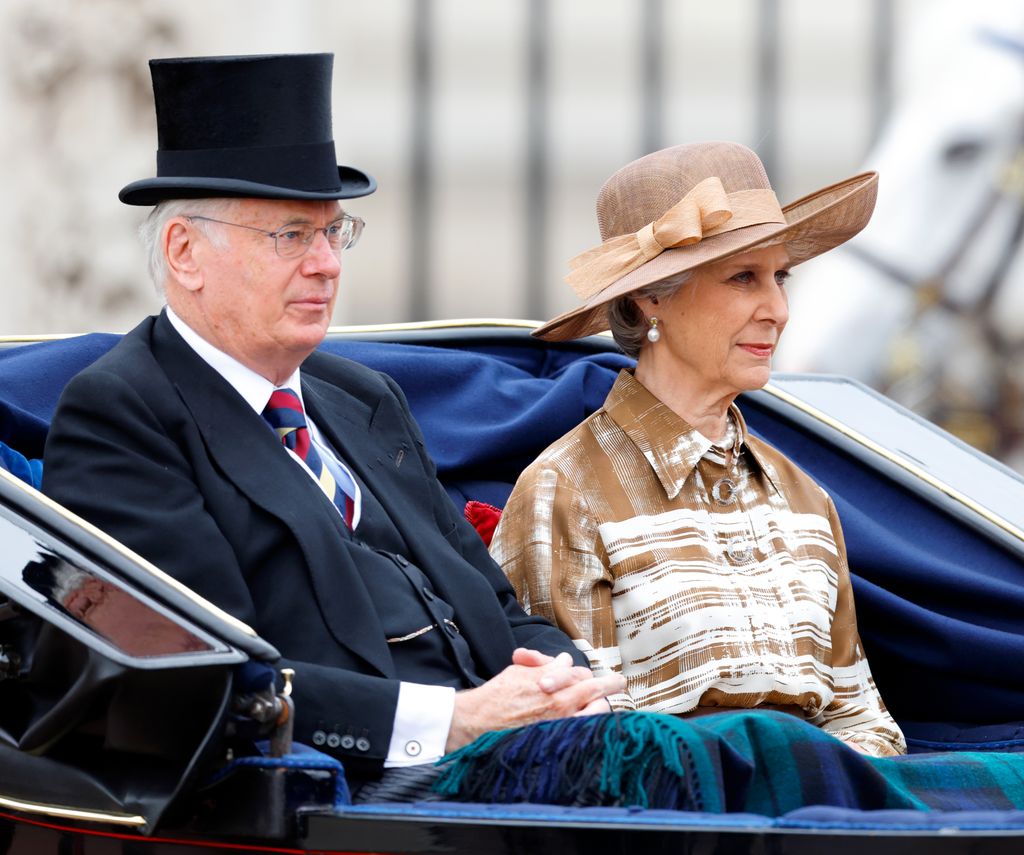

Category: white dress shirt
[165, 307, 455, 766]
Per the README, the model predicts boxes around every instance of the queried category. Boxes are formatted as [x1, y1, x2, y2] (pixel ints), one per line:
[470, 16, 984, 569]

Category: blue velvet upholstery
[739, 396, 1024, 750]
[1, 332, 1023, 758]
[320, 340, 633, 508]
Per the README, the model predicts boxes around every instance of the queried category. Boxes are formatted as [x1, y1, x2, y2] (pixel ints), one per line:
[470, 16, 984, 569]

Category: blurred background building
[3, 0, 1024, 462]
[0, 0, 919, 332]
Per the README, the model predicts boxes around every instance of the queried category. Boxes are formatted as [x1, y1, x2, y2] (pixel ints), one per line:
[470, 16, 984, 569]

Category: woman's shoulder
[538, 403, 624, 460]
[515, 408, 616, 485]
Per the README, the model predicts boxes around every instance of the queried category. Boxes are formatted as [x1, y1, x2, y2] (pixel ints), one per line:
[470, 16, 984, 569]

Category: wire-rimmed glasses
[186, 214, 364, 258]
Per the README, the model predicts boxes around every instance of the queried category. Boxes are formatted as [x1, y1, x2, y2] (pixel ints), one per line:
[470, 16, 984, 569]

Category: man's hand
[512, 648, 614, 713]
[445, 647, 626, 753]
[510, 647, 587, 691]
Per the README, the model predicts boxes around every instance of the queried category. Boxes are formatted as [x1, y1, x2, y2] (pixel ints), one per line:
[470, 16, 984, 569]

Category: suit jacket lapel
[150, 314, 394, 677]
[302, 369, 515, 676]
[302, 375, 434, 555]
[301, 377, 402, 493]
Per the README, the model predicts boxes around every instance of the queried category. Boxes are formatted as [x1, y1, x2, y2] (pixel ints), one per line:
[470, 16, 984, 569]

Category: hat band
[156, 141, 341, 192]
[566, 177, 785, 300]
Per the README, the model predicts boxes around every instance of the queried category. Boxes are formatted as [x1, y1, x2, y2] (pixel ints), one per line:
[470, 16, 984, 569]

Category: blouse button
[711, 477, 738, 506]
[727, 536, 752, 563]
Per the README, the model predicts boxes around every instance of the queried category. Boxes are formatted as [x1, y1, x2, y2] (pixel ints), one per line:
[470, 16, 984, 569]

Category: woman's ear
[164, 219, 204, 292]
[633, 294, 658, 318]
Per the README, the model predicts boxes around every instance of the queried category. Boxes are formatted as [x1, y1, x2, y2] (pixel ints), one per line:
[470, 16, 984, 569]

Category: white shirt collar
[164, 306, 362, 529]
[165, 306, 302, 414]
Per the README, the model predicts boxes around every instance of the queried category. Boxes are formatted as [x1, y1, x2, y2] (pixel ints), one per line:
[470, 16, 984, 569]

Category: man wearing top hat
[41, 53, 622, 795]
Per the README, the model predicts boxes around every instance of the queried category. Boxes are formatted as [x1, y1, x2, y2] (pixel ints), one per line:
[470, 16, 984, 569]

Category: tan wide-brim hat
[534, 141, 877, 341]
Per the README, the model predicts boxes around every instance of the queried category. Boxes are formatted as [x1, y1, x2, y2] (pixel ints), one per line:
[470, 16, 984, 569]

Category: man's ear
[164, 219, 204, 292]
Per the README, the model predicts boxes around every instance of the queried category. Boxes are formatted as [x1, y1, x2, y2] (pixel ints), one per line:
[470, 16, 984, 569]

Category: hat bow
[566, 177, 785, 300]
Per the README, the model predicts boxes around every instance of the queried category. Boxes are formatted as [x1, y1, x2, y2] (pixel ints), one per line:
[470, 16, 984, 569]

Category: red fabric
[464, 500, 502, 547]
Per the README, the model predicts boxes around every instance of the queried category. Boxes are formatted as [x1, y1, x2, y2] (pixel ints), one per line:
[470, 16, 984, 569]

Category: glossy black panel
[0, 506, 241, 669]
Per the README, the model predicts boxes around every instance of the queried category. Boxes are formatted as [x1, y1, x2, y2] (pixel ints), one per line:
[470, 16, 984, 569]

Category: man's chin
[292, 330, 330, 353]
[283, 314, 333, 345]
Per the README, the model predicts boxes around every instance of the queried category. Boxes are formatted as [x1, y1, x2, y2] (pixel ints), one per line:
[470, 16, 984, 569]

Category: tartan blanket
[434, 710, 1024, 815]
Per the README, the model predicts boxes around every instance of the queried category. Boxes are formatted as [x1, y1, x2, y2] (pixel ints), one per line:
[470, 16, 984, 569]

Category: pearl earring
[646, 316, 661, 343]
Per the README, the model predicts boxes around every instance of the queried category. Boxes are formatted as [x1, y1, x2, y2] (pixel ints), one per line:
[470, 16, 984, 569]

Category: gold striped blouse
[491, 370, 906, 757]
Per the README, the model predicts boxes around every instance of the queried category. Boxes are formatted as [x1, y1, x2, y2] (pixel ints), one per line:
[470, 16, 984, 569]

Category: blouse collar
[602, 370, 780, 500]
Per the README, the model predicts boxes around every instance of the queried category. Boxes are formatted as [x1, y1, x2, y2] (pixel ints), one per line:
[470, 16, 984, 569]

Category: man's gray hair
[606, 270, 693, 358]
[47, 563, 93, 609]
[139, 198, 232, 294]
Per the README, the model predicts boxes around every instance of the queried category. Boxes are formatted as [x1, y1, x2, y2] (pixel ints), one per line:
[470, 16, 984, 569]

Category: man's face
[185, 198, 345, 382]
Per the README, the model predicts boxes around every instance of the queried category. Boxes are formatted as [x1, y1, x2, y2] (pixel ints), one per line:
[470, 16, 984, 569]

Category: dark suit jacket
[42, 312, 584, 776]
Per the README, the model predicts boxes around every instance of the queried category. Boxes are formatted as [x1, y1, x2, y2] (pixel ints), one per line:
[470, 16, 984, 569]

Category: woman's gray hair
[606, 270, 693, 358]
[139, 198, 232, 294]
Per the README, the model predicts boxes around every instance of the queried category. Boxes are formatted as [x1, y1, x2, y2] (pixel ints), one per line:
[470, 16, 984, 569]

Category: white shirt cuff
[384, 682, 456, 767]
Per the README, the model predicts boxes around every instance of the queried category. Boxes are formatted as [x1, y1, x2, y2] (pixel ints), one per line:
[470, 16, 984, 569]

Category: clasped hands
[445, 647, 626, 753]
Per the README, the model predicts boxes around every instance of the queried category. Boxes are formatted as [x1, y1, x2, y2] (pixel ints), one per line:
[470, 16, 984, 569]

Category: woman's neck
[634, 356, 737, 442]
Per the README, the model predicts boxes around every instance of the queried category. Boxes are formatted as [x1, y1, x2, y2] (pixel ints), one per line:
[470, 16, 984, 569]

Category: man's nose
[303, 230, 342, 278]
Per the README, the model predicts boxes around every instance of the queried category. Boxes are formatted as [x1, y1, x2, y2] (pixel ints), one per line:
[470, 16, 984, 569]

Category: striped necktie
[262, 388, 354, 528]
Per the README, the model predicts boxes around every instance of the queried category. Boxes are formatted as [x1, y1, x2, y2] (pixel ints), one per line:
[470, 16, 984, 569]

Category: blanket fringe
[433, 712, 702, 809]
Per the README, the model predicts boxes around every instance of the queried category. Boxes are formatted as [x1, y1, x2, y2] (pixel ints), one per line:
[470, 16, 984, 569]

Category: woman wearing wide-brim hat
[490, 141, 906, 757]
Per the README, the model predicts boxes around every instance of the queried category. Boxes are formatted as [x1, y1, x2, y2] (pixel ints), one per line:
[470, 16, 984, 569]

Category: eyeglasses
[186, 213, 364, 258]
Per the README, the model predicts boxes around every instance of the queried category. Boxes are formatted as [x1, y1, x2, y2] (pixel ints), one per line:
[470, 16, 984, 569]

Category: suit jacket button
[312, 730, 327, 747]
[404, 740, 422, 758]
[356, 737, 371, 752]
[340, 734, 356, 750]
[326, 733, 341, 749]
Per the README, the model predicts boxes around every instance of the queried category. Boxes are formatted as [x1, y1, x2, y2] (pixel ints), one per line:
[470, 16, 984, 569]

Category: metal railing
[404, 0, 896, 321]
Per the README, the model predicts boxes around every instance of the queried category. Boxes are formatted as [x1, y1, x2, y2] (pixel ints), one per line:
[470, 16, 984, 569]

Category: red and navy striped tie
[262, 388, 354, 528]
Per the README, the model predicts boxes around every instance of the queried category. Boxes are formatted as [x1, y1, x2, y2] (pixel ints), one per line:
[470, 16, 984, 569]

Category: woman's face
[638, 245, 792, 398]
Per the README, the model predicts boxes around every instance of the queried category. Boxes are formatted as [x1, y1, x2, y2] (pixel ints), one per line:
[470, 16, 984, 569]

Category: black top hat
[119, 53, 375, 206]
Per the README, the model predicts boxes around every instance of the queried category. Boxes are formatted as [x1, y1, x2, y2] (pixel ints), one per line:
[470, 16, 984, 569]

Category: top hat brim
[118, 165, 376, 206]
[532, 171, 878, 342]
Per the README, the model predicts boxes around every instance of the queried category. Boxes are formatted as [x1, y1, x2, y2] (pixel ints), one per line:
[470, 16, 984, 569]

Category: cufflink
[404, 739, 422, 757]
